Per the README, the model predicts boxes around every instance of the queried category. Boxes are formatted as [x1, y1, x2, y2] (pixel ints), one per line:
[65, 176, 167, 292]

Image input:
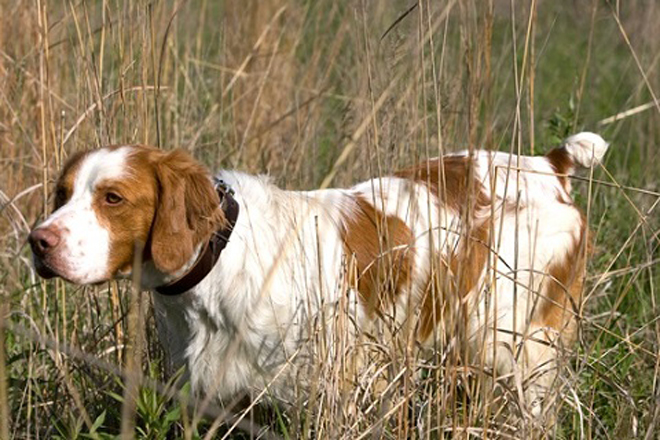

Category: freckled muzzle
[29, 212, 110, 283]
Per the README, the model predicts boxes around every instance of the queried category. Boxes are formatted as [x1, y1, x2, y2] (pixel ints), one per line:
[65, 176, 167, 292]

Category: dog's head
[29, 146, 225, 284]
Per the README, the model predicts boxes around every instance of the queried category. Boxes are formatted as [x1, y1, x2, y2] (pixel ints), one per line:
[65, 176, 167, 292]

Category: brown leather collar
[155, 182, 239, 296]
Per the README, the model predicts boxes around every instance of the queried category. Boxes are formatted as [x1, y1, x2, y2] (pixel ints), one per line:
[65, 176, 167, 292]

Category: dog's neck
[139, 243, 206, 291]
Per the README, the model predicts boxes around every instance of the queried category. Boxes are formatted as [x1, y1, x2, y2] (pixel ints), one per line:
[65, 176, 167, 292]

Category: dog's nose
[29, 227, 61, 257]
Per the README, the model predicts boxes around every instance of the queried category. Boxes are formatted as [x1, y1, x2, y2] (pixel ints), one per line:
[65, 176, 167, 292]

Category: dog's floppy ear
[150, 149, 226, 274]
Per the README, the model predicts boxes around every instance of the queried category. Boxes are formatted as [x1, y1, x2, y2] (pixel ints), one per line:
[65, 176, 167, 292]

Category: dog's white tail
[563, 132, 609, 168]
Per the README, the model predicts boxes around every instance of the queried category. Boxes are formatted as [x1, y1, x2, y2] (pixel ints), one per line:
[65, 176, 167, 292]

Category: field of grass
[0, 0, 659, 438]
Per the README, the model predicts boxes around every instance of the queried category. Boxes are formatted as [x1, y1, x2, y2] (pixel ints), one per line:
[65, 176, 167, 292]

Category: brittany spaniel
[29, 132, 608, 418]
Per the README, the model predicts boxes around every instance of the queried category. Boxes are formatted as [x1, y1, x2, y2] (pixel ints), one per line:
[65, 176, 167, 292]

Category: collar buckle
[214, 178, 235, 197]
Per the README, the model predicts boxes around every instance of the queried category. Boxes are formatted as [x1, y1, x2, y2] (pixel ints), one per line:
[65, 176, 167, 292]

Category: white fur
[472, 150, 572, 204]
[564, 131, 609, 168]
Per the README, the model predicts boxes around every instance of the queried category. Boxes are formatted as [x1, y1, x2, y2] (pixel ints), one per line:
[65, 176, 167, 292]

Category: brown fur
[341, 195, 414, 317]
[417, 221, 491, 341]
[147, 149, 226, 274]
[92, 149, 160, 275]
[53, 151, 90, 210]
[533, 221, 588, 342]
[397, 157, 491, 341]
[545, 147, 573, 191]
[395, 155, 483, 215]
[417, 262, 451, 342]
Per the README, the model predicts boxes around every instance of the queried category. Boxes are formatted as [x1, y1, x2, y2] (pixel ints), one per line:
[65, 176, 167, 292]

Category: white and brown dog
[29, 133, 608, 417]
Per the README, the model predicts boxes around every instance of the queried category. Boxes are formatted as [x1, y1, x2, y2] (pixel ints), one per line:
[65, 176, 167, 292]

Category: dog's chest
[151, 286, 304, 400]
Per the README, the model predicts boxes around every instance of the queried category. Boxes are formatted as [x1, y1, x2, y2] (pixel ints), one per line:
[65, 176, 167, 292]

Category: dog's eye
[105, 192, 123, 205]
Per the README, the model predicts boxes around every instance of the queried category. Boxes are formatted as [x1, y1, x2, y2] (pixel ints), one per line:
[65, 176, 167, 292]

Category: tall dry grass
[0, 0, 659, 438]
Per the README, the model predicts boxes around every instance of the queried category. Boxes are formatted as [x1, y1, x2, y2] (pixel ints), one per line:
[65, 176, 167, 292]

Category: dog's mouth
[33, 256, 59, 279]
[32, 255, 81, 283]
[33, 255, 115, 286]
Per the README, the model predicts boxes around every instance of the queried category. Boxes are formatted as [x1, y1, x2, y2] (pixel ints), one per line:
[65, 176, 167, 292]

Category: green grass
[0, 0, 659, 438]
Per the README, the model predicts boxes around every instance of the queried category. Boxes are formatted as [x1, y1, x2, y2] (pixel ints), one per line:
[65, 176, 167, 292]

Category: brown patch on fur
[417, 261, 450, 343]
[53, 151, 90, 210]
[545, 147, 573, 191]
[417, 222, 490, 341]
[450, 223, 490, 298]
[533, 220, 588, 343]
[92, 148, 161, 275]
[397, 155, 491, 341]
[396, 155, 486, 214]
[147, 149, 226, 274]
[342, 196, 414, 317]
